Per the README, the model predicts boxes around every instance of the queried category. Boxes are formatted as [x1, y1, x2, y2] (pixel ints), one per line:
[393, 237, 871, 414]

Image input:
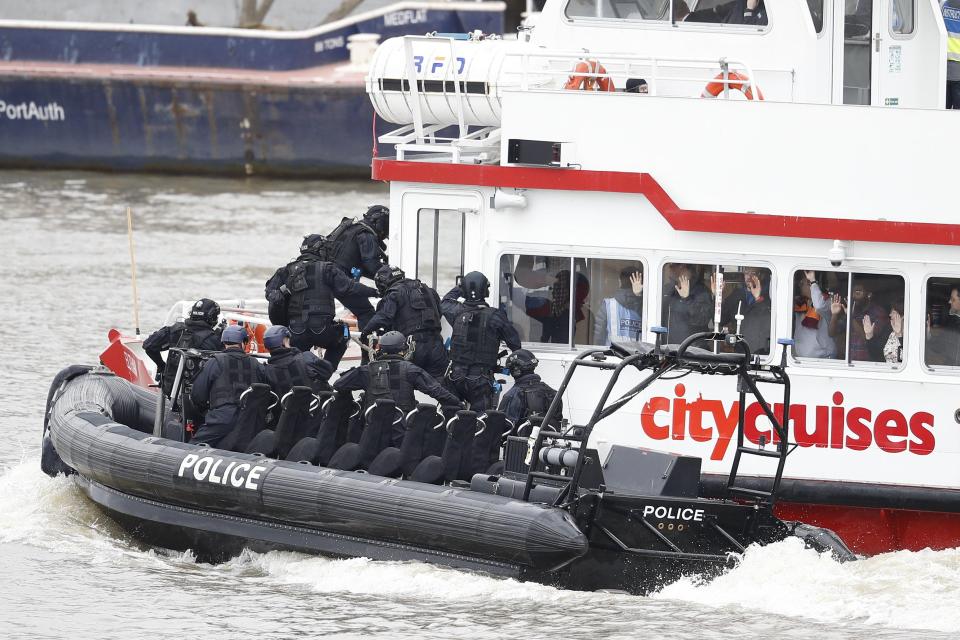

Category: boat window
[499, 254, 592, 348]
[579, 259, 645, 346]
[791, 269, 905, 366]
[889, 0, 914, 35]
[806, 0, 824, 33]
[661, 262, 773, 356]
[843, 0, 872, 104]
[683, 0, 768, 25]
[565, 0, 669, 21]
[416, 208, 464, 294]
[924, 277, 960, 370]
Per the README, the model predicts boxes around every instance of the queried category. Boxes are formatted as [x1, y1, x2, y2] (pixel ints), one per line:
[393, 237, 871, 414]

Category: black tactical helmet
[505, 349, 538, 377]
[374, 264, 405, 294]
[189, 298, 220, 326]
[364, 205, 390, 239]
[461, 271, 490, 302]
[377, 330, 407, 355]
[300, 233, 327, 257]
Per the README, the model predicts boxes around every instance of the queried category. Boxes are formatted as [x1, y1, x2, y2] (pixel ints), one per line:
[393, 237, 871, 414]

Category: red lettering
[844, 407, 873, 451]
[686, 396, 713, 443]
[672, 384, 687, 441]
[874, 409, 908, 453]
[709, 400, 740, 461]
[641, 397, 670, 439]
[795, 405, 829, 448]
[908, 412, 935, 455]
[744, 402, 770, 445]
[830, 392, 845, 449]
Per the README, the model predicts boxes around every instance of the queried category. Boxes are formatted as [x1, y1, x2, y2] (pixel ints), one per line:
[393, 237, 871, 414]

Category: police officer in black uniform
[362, 264, 448, 379]
[265, 234, 378, 369]
[333, 331, 462, 416]
[143, 297, 224, 395]
[262, 324, 334, 397]
[441, 271, 522, 412]
[324, 205, 390, 328]
[498, 349, 562, 429]
[190, 325, 265, 447]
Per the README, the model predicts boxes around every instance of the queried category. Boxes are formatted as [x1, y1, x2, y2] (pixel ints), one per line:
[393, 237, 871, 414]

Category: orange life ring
[564, 59, 615, 92]
[701, 71, 764, 101]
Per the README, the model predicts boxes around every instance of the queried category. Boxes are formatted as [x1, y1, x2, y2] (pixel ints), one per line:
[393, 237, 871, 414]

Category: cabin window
[416, 208, 464, 294]
[499, 254, 588, 347]
[582, 259, 645, 346]
[564, 0, 768, 25]
[889, 0, 915, 36]
[806, 0, 823, 33]
[791, 269, 905, 366]
[661, 262, 773, 356]
[924, 277, 960, 369]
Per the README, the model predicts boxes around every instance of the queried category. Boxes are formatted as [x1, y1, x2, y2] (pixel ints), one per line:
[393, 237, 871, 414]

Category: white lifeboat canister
[366, 36, 534, 128]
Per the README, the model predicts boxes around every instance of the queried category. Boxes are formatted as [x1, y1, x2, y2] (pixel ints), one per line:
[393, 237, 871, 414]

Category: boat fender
[701, 71, 764, 101]
[539, 446, 579, 468]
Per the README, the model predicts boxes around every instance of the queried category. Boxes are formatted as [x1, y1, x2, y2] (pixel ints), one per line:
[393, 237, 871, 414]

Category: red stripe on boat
[372, 159, 960, 247]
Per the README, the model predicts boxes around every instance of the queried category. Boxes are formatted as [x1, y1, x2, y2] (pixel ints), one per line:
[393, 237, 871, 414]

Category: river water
[1, 171, 958, 639]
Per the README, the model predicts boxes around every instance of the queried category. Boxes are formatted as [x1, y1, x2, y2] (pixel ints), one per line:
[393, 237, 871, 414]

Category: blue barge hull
[0, 70, 377, 177]
[0, 2, 504, 176]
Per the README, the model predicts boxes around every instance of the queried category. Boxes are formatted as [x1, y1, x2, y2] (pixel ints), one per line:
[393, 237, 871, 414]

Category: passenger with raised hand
[594, 266, 643, 345]
[441, 271, 522, 411]
[362, 264, 448, 378]
[262, 325, 334, 397]
[333, 331, 462, 414]
[265, 234, 378, 369]
[793, 270, 836, 359]
[190, 325, 265, 447]
[663, 264, 712, 344]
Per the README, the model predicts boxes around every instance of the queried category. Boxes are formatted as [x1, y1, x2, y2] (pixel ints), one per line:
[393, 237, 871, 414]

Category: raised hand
[891, 309, 904, 336]
[804, 270, 815, 284]
[863, 315, 875, 340]
[676, 273, 690, 299]
[630, 271, 643, 295]
[746, 274, 762, 299]
[830, 293, 844, 315]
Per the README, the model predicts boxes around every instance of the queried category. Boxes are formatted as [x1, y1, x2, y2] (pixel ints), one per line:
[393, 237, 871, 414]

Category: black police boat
[41, 330, 854, 594]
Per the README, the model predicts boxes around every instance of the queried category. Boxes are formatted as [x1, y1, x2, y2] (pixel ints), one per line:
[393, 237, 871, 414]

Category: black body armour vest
[326, 218, 376, 271]
[521, 381, 559, 422]
[366, 357, 415, 412]
[450, 305, 500, 370]
[265, 352, 311, 397]
[208, 351, 259, 408]
[162, 320, 218, 396]
[286, 257, 336, 323]
[391, 279, 442, 335]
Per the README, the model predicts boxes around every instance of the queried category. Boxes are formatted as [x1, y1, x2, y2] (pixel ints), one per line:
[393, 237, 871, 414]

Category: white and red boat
[360, 0, 960, 555]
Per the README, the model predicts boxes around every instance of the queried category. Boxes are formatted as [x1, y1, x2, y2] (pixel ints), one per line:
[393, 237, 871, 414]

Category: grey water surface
[0, 171, 958, 640]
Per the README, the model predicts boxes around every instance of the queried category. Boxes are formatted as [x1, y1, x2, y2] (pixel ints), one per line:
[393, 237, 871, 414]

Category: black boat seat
[410, 410, 477, 484]
[368, 403, 445, 478]
[273, 386, 318, 460]
[329, 399, 402, 471]
[466, 411, 511, 478]
[313, 392, 360, 466]
[220, 383, 276, 452]
[285, 436, 322, 465]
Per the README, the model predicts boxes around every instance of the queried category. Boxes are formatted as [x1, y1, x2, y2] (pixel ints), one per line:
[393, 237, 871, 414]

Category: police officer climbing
[143, 297, 224, 395]
[265, 234, 378, 369]
[190, 325, 265, 447]
[498, 349, 562, 430]
[333, 330, 462, 417]
[262, 324, 335, 397]
[362, 264, 448, 378]
[441, 271, 521, 412]
[324, 205, 390, 328]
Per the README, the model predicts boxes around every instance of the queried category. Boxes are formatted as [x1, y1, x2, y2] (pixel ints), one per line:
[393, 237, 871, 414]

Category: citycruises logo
[0, 100, 65, 121]
[640, 384, 935, 460]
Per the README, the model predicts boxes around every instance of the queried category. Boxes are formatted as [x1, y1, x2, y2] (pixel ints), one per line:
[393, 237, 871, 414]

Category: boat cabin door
[835, 0, 944, 108]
